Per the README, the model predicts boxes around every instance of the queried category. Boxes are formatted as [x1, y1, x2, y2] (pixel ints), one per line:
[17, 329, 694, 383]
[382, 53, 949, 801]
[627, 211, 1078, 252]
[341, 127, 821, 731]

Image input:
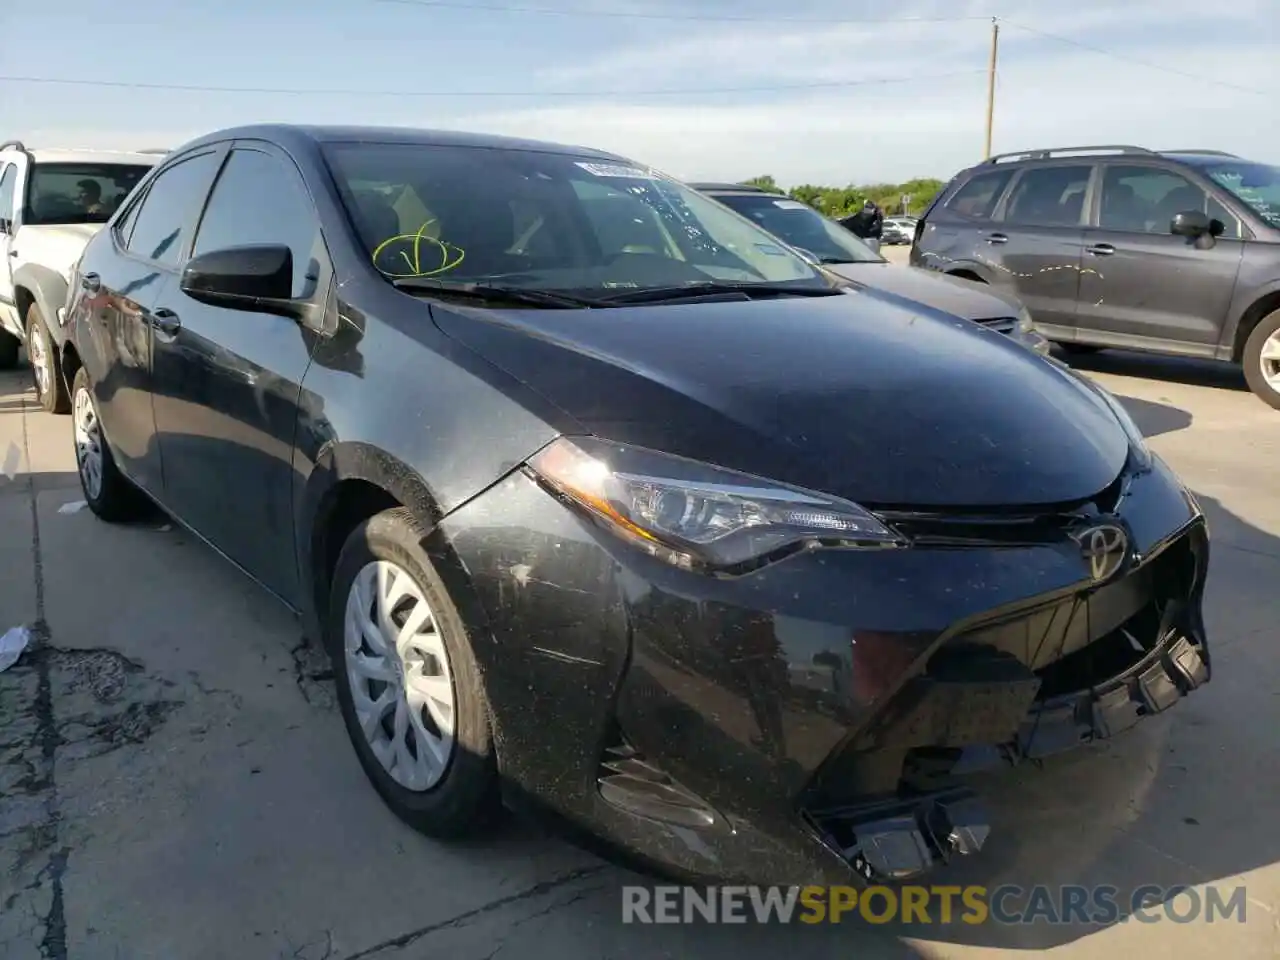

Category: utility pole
[984, 18, 999, 159]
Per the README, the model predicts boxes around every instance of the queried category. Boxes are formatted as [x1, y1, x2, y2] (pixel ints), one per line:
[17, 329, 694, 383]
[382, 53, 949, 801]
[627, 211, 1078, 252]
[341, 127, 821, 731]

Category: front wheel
[327, 507, 500, 838]
[1243, 309, 1280, 411]
[70, 367, 147, 521]
[27, 306, 70, 414]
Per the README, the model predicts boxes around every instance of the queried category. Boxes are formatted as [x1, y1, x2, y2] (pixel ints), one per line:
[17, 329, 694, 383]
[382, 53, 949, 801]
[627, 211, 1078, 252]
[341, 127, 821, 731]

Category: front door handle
[149, 307, 181, 336]
[985, 233, 1009, 244]
[81, 272, 101, 293]
[1086, 243, 1116, 256]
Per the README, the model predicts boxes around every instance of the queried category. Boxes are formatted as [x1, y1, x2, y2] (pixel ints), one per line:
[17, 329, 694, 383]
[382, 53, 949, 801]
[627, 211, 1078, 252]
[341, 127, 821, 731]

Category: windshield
[1199, 161, 1280, 228]
[23, 163, 152, 226]
[707, 193, 883, 265]
[322, 143, 828, 294]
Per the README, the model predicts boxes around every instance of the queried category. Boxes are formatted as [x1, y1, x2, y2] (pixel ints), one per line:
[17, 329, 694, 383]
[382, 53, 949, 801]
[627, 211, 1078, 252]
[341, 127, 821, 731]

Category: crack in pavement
[338, 865, 608, 959]
[14, 389, 68, 960]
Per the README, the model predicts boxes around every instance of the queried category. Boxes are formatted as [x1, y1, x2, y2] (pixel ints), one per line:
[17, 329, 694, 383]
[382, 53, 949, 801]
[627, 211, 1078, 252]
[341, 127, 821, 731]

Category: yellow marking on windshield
[372, 218, 466, 278]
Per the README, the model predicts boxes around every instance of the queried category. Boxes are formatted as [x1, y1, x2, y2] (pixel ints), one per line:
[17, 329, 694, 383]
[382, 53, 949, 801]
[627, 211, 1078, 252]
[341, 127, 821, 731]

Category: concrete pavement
[1, 336, 1277, 958]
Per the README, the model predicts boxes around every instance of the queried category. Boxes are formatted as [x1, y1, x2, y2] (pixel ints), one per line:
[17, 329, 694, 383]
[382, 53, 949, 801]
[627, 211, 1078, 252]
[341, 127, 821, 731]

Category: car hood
[822, 262, 1022, 322]
[429, 292, 1129, 508]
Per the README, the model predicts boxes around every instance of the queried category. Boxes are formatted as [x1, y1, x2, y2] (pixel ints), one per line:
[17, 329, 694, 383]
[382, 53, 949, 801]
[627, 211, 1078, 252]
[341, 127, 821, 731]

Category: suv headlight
[526, 437, 904, 572]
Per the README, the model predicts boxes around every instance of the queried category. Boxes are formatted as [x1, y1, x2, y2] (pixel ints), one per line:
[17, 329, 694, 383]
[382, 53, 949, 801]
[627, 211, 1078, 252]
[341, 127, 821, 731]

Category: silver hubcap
[29, 326, 50, 397]
[73, 387, 103, 500]
[344, 561, 456, 791]
[1260, 328, 1280, 391]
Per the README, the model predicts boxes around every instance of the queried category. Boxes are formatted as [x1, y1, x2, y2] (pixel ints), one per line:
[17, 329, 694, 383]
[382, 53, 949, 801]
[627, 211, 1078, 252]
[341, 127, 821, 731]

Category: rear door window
[1003, 165, 1093, 227]
[944, 169, 1014, 220]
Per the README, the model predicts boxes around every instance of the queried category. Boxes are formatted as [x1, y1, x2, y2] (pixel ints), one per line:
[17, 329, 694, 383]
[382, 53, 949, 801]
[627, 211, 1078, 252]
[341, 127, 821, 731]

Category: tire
[27, 305, 70, 414]
[327, 507, 500, 838]
[1242, 309, 1280, 411]
[0, 329, 18, 369]
[70, 367, 147, 522]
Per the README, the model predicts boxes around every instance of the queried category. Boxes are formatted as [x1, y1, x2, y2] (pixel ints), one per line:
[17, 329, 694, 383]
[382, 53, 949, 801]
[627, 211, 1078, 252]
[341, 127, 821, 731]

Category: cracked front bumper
[428, 453, 1209, 887]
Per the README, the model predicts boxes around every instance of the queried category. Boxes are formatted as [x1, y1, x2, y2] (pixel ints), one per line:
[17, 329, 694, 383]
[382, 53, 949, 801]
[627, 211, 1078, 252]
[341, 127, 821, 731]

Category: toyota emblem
[1070, 522, 1129, 583]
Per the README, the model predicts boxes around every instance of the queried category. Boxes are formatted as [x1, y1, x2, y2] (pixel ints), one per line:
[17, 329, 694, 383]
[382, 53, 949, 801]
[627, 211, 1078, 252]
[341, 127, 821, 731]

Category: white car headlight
[526, 437, 904, 572]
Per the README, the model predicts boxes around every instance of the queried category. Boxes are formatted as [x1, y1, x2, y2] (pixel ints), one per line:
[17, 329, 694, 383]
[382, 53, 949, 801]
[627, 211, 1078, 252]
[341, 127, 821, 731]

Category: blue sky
[1, 0, 1276, 185]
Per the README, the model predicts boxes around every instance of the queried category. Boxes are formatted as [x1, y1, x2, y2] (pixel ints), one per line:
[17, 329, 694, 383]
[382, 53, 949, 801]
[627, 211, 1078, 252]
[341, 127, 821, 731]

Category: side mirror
[180, 244, 297, 313]
[1170, 210, 1213, 238]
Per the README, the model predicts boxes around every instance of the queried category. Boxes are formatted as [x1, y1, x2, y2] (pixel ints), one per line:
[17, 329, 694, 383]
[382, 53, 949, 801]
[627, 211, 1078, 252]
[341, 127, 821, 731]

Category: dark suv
[911, 145, 1280, 408]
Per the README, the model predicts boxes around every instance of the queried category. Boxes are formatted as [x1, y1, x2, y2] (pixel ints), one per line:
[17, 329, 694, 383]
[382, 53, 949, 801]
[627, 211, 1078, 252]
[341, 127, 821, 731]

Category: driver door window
[1097, 165, 1233, 237]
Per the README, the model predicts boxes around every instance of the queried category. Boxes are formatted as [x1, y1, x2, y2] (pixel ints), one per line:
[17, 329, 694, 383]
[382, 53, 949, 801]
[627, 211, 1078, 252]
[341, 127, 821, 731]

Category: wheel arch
[945, 267, 988, 284]
[11, 263, 69, 344]
[299, 441, 448, 641]
[1231, 288, 1280, 363]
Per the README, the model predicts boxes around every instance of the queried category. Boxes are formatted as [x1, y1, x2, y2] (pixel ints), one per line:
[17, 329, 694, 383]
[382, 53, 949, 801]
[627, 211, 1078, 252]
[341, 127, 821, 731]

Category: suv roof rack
[982, 145, 1154, 164]
[1162, 149, 1239, 157]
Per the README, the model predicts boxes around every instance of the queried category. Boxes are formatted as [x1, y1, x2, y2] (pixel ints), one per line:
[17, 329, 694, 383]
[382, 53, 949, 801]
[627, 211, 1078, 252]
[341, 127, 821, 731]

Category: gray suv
[911, 145, 1280, 409]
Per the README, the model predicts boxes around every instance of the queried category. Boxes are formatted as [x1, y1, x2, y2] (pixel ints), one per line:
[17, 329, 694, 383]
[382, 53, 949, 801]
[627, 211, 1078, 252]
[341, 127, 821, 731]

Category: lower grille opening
[596, 732, 720, 829]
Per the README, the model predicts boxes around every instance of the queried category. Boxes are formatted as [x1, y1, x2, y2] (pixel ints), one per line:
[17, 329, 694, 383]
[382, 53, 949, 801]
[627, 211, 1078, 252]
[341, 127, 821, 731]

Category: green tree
[741, 174, 779, 192]
[733, 174, 946, 217]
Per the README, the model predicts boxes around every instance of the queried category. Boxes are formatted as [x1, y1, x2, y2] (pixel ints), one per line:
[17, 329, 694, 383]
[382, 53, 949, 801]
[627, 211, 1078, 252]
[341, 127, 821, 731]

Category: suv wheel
[27, 306, 70, 414]
[1243, 309, 1280, 411]
[327, 507, 500, 838]
[0, 330, 18, 369]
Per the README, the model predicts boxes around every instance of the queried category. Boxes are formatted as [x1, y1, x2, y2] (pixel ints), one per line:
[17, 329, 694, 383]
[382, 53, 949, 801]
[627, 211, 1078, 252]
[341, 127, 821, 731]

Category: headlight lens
[526, 436, 904, 571]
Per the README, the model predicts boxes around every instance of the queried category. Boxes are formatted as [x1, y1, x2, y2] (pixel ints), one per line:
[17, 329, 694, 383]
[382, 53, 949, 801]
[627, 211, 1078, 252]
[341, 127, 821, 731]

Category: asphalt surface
[1, 292, 1278, 958]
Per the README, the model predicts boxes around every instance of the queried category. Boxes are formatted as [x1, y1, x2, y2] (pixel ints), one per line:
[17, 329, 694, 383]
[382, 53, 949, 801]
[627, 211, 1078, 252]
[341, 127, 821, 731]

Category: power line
[374, 0, 990, 25]
[0, 68, 986, 98]
[999, 19, 1272, 96]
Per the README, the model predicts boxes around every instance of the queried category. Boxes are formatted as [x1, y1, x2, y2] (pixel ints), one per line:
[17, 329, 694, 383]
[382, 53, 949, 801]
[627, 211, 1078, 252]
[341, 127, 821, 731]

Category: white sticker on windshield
[575, 161, 656, 179]
[773, 200, 809, 210]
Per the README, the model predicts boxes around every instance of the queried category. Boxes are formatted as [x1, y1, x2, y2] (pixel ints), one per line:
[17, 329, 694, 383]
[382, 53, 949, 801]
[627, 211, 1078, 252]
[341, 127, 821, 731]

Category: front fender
[12, 263, 70, 347]
[1221, 276, 1280, 360]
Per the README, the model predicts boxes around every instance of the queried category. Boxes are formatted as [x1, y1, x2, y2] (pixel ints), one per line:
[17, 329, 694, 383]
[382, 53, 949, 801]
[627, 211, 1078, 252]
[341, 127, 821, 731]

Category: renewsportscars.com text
[621, 884, 1248, 925]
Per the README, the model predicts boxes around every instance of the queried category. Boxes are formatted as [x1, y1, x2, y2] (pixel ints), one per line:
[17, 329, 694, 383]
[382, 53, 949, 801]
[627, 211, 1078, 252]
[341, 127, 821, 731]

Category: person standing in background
[839, 200, 884, 253]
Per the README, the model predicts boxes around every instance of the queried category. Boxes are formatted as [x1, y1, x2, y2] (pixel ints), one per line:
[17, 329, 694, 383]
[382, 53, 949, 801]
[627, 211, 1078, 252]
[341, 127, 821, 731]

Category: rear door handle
[81, 273, 101, 293]
[1086, 243, 1115, 256]
[149, 307, 181, 336]
[985, 233, 1008, 245]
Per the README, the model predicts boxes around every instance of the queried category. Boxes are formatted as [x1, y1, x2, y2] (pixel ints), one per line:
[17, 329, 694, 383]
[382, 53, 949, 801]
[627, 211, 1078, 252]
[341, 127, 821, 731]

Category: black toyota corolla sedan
[61, 124, 1211, 887]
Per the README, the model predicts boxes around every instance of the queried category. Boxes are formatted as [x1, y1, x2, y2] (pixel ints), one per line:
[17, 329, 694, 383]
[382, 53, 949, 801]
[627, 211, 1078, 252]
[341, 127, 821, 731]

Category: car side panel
[1219, 244, 1280, 361]
[290, 286, 581, 630]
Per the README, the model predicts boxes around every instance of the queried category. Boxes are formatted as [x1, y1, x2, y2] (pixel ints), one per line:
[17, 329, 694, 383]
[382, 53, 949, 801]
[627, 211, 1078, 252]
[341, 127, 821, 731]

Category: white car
[0, 142, 162, 411]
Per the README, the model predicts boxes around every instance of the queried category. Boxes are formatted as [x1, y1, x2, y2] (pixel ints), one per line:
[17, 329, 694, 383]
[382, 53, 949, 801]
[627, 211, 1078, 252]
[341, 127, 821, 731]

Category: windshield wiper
[391, 277, 600, 308]
[597, 281, 843, 305]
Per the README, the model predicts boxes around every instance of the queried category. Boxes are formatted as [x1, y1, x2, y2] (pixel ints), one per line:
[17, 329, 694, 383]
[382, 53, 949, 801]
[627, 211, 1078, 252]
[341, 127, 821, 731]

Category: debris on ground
[0, 625, 32, 672]
[1, 441, 20, 480]
[58, 500, 88, 514]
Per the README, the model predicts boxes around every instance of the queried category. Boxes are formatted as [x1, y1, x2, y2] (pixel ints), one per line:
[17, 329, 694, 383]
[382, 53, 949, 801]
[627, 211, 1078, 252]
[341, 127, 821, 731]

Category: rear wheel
[0, 330, 18, 369]
[327, 507, 500, 838]
[27, 306, 69, 414]
[71, 367, 147, 521]
[1242, 308, 1280, 411]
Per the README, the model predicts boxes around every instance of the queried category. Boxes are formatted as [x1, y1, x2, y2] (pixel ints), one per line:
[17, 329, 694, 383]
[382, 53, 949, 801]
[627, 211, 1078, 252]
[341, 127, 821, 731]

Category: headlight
[1090, 383, 1152, 471]
[526, 437, 904, 572]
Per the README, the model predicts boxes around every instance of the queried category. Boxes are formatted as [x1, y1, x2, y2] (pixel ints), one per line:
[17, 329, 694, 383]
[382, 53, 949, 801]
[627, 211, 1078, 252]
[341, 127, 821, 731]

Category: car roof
[1, 144, 163, 166]
[687, 182, 781, 196]
[167, 123, 630, 162]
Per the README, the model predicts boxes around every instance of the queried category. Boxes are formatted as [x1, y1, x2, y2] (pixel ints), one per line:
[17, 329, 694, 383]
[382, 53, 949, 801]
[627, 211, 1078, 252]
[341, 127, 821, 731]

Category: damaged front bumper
[429, 453, 1210, 887]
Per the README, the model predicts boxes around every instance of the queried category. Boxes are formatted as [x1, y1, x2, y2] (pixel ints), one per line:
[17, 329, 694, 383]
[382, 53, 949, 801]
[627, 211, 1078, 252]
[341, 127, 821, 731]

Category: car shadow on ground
[1112, 393, 1194, 438]
[1057, 348, 1248, 393]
